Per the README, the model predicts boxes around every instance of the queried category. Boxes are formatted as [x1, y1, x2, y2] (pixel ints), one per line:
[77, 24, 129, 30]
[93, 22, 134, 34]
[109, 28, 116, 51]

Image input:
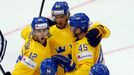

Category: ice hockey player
[64, 13, 109, 75]
[11, 17, 51, 75]
[48, 1, 75, 75]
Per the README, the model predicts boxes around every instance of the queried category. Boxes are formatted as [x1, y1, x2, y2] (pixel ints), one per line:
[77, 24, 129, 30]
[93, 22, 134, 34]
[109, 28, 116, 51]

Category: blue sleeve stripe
[96, 46, 104, 64]
[16, 55, 23, 63]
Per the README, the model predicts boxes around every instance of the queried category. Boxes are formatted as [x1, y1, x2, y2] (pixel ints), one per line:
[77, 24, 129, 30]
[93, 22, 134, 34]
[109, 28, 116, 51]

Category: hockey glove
[90, 63, 110, 75]
[40, 58, 58, 75]
[86, 28, 102, 47]
[51, 55, 76, 72]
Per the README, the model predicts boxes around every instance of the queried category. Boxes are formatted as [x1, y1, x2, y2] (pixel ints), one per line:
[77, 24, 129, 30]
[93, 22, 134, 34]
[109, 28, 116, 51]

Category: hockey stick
[38, 0, 57, 26]
[0, 30, 7, 75]
[0, 64, 5, 75]
[39, 0, 45, 17]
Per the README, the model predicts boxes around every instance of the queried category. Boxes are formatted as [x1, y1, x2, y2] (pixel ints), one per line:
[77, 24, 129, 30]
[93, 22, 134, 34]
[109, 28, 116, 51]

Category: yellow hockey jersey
[12, 27, 51, 75]
[49, 25, 74, 57]
[49, 25, 75, 75]
[66, 37, 95, 75]
[66, 38, 105, 75]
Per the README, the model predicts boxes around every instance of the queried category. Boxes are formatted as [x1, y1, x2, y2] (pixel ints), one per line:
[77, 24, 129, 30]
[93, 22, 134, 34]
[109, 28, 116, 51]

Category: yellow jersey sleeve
[21, 25, 32, 40]
[89, 22, 110, 38]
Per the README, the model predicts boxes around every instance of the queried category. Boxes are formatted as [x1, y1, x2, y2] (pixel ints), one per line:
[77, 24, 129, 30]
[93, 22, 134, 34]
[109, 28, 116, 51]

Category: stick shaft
[39, 0, 45, 17]
[0, 64, 5, 75]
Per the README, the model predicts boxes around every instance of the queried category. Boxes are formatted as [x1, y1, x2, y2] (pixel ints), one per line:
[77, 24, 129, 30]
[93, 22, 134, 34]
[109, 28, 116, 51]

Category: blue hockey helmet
[69, 13, 90, 33]
[31, 17, 49, 30]
[40, 58, 58, 75]
[90, 63, 110, 75]
[52, 1, 69, 16]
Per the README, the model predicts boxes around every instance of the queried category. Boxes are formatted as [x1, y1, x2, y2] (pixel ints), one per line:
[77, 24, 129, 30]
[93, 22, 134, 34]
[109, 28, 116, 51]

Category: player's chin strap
[0, 30, 8, 75]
